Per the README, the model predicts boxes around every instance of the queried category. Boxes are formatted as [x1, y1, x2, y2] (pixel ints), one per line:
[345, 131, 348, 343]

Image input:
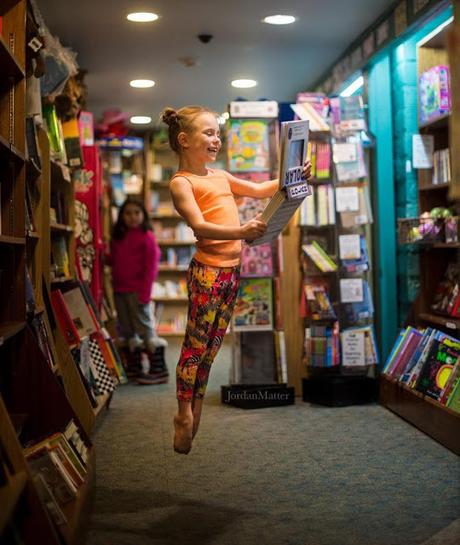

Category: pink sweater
[109, 228, 160, 304]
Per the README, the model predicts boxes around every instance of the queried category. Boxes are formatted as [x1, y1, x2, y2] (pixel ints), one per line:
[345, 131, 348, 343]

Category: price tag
[446, 322, 456, 330]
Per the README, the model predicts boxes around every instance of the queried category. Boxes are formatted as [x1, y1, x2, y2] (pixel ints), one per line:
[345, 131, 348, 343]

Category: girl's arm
[224, 159, 312, 199]
[170, 177, 266, 241]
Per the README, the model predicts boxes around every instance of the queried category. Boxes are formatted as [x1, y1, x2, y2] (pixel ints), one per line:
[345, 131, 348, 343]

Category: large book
[240, 242, 273, 277]
[235, 331, 277, 384]
[233, 278, 273, 331]
[249, 120, 311, 246]
[227, 119, 270, 172]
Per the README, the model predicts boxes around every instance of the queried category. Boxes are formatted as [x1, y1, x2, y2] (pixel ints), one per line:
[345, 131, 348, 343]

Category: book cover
[62, 286, 98, 340]
[240, 243, 273, 277]
[51, 289, 80, 346]
[278, 120, 309, 189]
[233, 278, 273, 331]
[62, 118, 83, 168]
[227, 119, 270, 172]
[237, 331, 277, 384]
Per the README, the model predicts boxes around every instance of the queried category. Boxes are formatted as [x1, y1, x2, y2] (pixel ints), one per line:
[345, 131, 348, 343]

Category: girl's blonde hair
[161, 105, 217, 153]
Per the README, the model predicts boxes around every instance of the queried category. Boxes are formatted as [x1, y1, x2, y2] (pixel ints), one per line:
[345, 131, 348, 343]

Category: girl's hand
[302, 159, 312, 180]
[241, 214, 267, 242]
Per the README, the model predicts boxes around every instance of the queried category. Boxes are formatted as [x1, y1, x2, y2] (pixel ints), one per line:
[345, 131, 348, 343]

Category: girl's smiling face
[187, 112, 221, 163]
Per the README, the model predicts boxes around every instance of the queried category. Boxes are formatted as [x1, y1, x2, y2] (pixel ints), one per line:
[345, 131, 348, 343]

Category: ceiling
[37, 0, 397, 127]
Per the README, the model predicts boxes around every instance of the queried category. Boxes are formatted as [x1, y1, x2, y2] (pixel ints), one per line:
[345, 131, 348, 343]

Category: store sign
[229, 101, 278, 118]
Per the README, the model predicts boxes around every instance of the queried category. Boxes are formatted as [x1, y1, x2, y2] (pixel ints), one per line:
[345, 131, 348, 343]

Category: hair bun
[161, 108, 179, 126]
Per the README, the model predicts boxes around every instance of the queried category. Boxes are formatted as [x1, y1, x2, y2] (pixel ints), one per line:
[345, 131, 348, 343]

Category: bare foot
[173, 414, 193, 454]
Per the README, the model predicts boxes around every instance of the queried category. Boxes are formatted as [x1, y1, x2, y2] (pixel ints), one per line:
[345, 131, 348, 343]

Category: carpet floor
[86, 342, 460, 545]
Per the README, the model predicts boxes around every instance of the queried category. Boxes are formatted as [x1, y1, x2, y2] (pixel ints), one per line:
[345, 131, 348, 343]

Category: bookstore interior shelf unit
[298, 94, 379, 405]
[148, 129, 195, 338]
[383, 18, 460, 454]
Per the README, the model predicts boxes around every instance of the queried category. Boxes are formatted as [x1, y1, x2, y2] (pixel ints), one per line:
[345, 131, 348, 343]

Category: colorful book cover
[240, 243, 273, 277]
[233, 278, 273, 330]
[227, 119, 270, 172]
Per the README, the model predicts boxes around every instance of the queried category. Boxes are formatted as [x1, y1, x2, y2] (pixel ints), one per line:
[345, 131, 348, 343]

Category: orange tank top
[171, 169, 241, 267]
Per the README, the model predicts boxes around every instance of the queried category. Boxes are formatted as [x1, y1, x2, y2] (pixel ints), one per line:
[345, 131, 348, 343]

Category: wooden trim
[380, 375, 460, 455]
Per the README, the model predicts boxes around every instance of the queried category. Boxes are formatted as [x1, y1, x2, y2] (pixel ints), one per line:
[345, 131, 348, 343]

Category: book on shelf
[330, 96, 366, 133]
[299, 184, 335, 227]
[419, 65, 451, 125]
[304, 322, 340, 367]
[430, 263, 460, 318]
[341, 325, 378, 367]
[31, 315, 57, 372]
[62, 118, 83, 168]
[61, 285, 99, 340]
[51, 237, 71, 278]
[274, 330, 288, 383]
[341, 279, 374, 322]
[32, 473, 68, 527]
[383, 326, 460, 412]
[303, 281, 336, 321]
[339, 235, 369, 273]
[153, 279, 188, 299]
[235, 331, 277, 384]
[161, 246, 194, 267]
[333, 140, 367, 181]
[227, 118, 271, 172]
[240, 242, 273, 277]
[432, 148, 451, 185]
[302, 241, 337, 273]
[233, 278, 273, 331]
[25, 116, 41, 169]
[339, 184, 373, 227]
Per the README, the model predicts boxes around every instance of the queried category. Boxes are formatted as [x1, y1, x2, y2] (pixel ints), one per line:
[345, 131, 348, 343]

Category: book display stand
[220, 103, 295, 408]
[383, 17, 460, 454]
[299, 95, 379, 406]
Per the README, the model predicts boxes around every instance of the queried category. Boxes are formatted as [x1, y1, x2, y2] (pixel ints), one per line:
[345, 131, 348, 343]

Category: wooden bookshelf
[381, 16, 460, 451]
[380, 375, 460, 455]
[0, 470, 28, 533]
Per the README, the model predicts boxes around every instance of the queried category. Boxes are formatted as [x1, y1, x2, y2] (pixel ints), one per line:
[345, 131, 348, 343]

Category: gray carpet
[87, 341, 460, 545]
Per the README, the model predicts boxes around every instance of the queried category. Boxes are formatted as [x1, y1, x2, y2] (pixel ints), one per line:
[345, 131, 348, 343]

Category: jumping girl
[161, 106, 311, 454]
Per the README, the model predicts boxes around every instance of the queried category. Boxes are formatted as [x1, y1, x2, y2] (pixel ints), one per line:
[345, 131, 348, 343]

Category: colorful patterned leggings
[176, 258, 240, 401]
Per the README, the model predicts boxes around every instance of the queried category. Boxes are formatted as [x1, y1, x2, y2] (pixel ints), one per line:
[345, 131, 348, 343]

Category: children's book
[233, 278, 273, 331]
[227, 119, 270, 172]
[236, 331, 277, 384]
[302, 241, 337, 273]
[240, 243, 273, 277]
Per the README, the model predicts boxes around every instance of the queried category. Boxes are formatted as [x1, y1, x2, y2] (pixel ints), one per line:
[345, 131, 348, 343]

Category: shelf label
[446, 322, 457, 330]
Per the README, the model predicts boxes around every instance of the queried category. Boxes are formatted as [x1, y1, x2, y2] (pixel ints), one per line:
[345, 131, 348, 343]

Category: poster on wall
[227, 119, 270, 172]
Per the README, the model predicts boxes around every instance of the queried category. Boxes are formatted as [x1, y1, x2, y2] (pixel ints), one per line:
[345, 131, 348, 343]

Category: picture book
[62, 286, 98, 340]
[233, 278, 273, 331]
[240, 243, 273, 277]
[339, 184, 373, 227]
[236, 331, 277, 384]
[302, 241, 337, 273]
[304, 281, 336, 321]
[419, 65, 451, 125]
[51, 237, 70, 278]
[340, 235, 369, 273]
[341, 280, 374, 322]
[227, 119, 270, 172]
[333, 140, 367, 181]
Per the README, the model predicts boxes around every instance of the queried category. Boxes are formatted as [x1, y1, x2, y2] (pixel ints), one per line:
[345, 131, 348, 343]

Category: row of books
[308, 141, 331, 179]
[160, 246, 194, 267]
[302, 236, 370, 276]
[304, 323, 378, 368]
[151, 220, 195, 242]
[432, 148, 451, 185]
[24, 419, 89, 529]
[384, 326, 460, 412]
[299, 183, 336, 226]
[153, 304, 188, 335]
[153, 280, 187, 299]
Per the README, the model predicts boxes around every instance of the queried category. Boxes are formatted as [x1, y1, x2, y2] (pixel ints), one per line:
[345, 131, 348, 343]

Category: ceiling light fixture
[130, 79, 155, 88]
[130, 116, 152, 124]
[231, 79, 257, 89]
[263, 15, 296, 25]
[127, 12, 159, 23]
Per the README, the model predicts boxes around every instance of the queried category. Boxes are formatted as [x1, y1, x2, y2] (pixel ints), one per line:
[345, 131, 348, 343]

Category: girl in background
[108, 198, 168, 385]
[162, 106, 311, 453]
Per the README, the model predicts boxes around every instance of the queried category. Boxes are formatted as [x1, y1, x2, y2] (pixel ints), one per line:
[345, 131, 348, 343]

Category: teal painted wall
[367, 54, 398, 362]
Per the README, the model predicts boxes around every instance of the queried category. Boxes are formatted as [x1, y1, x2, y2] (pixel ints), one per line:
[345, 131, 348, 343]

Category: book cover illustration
[233, 278, 273, 331]
[240, 243, 273, 278]
[227, 119, 270, 172]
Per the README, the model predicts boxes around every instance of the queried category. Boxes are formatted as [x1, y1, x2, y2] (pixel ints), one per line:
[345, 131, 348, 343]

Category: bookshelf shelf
[157, 239, 195, 246]
[0, 134, 26, 165]
[419, 312, 460, 331]
[0, 471, 28, 534]
[419, 112, 450, 130]
[0, 321, 26, 345]
[380, 375, 460, 455]
[50, 159, 71, 183]
[26, 230, 40, 239]
[50, 222, 74, 233]
[0, 235, 26, 245]
[419, 182, 450, 191]
[151, 213, 182, 220]
[0, 35, 25, 89]
[158, 265, 189, 272]
[152, 297, 188, 303]
[431, 242, 460, 249]
[156, 330, 186, 337]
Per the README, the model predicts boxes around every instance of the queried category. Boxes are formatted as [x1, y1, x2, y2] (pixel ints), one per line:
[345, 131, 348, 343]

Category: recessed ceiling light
[130, 116, 152, 124]
[127, 12, 159, 23]
[231, 79, 257, 89]
[263, 15, 296, 25]
[130, 79, 155, 88]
